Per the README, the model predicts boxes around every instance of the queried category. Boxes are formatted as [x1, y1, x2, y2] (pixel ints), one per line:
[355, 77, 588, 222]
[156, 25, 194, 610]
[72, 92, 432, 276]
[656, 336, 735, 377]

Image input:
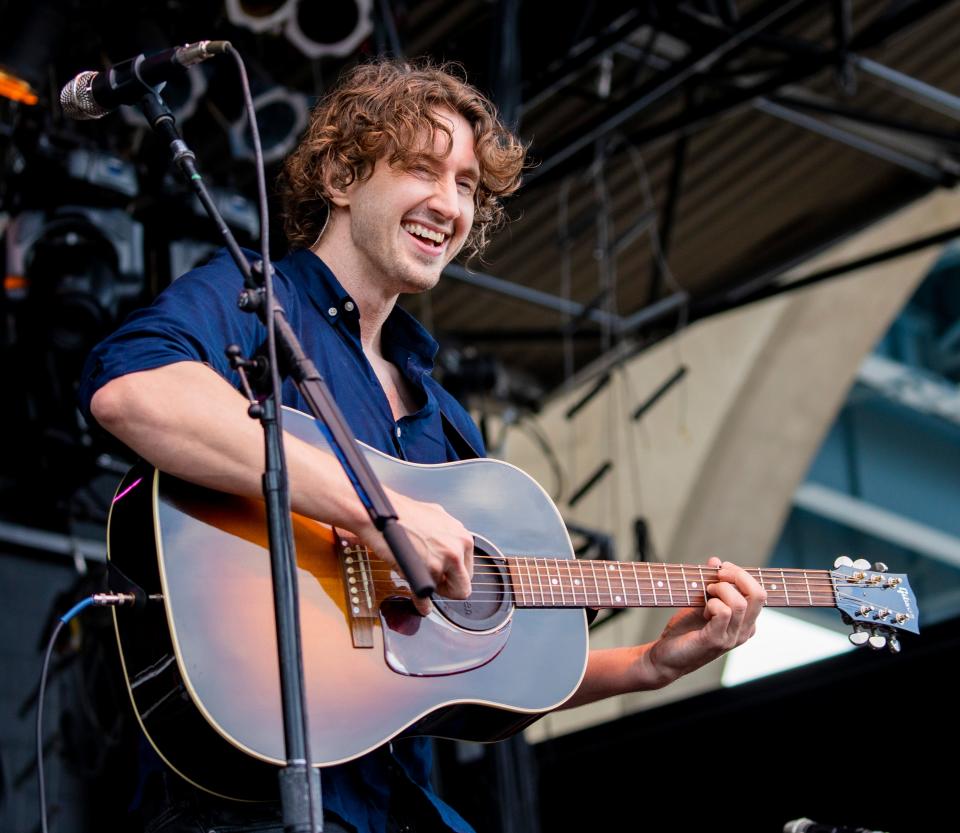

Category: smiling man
[79, 60, 765, 833]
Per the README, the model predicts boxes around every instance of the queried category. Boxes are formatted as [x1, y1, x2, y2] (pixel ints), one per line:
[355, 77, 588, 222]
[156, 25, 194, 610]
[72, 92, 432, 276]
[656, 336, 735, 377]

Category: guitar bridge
[335, 531, 376, 648]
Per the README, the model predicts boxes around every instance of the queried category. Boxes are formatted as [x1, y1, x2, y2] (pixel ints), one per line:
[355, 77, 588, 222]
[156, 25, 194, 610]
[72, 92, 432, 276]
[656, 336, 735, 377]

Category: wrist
[637, 642, 679, 691]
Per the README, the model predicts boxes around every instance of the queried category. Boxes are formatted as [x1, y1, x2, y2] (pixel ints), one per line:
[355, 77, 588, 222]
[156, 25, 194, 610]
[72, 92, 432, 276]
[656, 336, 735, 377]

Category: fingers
[704, 559, 767, 647]
[383, 495, 475, 611]
[412, 595, 433, 617]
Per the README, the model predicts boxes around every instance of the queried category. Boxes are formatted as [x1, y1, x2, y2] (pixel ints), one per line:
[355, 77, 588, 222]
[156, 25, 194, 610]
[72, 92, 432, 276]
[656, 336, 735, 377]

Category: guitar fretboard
[505, 558, 837, 609]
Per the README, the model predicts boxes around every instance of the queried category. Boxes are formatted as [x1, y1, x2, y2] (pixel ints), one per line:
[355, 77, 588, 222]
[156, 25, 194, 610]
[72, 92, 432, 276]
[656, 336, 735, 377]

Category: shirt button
[395, 426, 402, 438]
[328, 306, 337, 317]
[344, 300, 355, 312]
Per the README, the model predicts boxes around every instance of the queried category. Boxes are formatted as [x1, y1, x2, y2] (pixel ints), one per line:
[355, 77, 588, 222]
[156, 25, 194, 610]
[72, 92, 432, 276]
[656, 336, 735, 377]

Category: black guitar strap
[439, 410, 482, 461]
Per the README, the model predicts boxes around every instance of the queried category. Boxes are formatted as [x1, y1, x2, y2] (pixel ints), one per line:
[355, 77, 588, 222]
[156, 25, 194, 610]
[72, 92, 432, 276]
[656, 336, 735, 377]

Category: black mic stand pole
[135, 82, 435, 833]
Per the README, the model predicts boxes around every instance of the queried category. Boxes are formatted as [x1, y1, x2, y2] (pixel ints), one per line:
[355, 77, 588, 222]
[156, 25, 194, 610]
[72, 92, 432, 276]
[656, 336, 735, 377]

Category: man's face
[340, 108, 479, 295]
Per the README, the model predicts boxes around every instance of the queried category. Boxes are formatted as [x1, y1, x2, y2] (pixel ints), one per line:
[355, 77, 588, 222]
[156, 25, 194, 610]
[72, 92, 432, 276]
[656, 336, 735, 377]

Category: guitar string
[358, 582, 858, 607]
[343, 550, 885, 578]
[348, 571, 849, 592]
[342, 551, 855, 576]
[349, 562, 842, 584]
[342, 555, 877, 584]
[348, 571, 842, 592]
[341, 556, 897, 608]
[350, 577, 841, 596]
[350, 579, 870, 599]
[345, 581, 881, 608]
[353, 575, 842, 593]
[347, 582, 901, 614]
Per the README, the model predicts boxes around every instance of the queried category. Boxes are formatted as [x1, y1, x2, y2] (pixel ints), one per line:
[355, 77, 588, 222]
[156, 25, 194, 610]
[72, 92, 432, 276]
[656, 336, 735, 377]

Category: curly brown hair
[278, 59, 527, 261]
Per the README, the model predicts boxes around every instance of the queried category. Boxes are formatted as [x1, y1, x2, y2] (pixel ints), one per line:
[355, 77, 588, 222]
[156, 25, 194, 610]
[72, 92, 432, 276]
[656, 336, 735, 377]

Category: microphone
[59, 40, 230, 120]
[784, 818, 888, 833]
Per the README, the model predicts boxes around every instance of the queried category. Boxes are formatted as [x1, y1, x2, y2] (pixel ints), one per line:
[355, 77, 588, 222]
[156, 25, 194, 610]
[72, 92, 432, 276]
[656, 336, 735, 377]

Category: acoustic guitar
[106, 408, 919, 800]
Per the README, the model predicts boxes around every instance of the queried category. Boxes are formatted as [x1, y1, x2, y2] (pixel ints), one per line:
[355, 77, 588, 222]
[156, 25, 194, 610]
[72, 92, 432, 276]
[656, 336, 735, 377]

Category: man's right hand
[362, 490, 475, 616]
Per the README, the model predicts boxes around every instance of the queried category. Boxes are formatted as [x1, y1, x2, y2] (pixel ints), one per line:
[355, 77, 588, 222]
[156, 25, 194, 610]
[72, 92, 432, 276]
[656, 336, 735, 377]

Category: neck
[504, 559, 837, 610]
[310, 233, 397, 356]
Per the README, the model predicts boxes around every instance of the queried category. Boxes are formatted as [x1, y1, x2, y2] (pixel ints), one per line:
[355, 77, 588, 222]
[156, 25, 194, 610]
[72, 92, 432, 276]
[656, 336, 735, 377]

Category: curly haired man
[81, 59, 764, 833]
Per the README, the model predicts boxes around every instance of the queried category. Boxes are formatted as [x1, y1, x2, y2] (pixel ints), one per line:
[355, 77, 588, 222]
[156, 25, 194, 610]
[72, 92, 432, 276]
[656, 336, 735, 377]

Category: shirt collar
[280, 247, 439, 374]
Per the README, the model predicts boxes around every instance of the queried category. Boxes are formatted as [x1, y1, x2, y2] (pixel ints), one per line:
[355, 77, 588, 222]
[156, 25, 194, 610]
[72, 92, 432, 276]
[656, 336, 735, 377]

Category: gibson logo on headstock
[897, 586, 913, 615]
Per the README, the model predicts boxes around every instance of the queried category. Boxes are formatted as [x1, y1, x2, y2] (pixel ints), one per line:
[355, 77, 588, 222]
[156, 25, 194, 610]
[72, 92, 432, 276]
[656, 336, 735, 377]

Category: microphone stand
[135, 80, 435, 833]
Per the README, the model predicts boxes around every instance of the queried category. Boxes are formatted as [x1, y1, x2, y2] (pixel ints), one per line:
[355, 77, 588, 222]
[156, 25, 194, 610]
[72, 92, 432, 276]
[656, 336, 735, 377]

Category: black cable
[36, 617, 66, 833]
[36, 594, 136, 833]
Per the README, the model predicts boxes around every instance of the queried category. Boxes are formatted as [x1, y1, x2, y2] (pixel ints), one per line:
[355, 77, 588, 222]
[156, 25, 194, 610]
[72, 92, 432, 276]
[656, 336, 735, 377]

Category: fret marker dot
[657, 581, 664, 588]
[551, 578, 559, 585]
[772, 584, 778, 590]
[615, 595, 622, 603]
[608, 565, 616, 571]
[574, 579, 581, 586]
[692, 582, 699, 589]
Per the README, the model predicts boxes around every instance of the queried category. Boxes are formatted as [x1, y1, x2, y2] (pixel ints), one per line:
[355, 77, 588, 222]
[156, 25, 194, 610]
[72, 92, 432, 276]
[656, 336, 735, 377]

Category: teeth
[403, 223, 446, 244]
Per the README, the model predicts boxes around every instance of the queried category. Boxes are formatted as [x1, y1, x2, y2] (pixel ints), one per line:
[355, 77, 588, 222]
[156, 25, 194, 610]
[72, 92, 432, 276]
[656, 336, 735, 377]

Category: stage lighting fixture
[229, 85, 310, 165]
[284, 0, 373, 59]
[225, 0, 372, 59]
[6, 208, 145, 354]
[186, 186, 260, 241]
[225, 0, 297, 33]
[65, 149, 139, 197]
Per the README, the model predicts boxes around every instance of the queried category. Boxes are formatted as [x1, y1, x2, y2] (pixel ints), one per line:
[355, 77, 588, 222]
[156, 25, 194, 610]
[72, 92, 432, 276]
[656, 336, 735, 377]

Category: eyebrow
[458, 161, 480, 181]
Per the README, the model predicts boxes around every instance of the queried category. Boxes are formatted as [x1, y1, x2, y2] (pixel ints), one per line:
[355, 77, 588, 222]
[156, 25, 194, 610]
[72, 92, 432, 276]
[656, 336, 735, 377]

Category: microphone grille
[59, 71, 108, 120]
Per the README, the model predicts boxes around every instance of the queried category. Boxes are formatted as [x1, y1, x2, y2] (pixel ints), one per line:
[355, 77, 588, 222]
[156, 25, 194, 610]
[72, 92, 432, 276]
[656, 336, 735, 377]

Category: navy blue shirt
[78, 247, 483, 833]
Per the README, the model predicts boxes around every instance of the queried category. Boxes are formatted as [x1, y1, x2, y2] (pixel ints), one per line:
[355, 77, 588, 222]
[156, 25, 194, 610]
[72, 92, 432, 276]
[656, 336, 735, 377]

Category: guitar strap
[439, 410, 482, 461]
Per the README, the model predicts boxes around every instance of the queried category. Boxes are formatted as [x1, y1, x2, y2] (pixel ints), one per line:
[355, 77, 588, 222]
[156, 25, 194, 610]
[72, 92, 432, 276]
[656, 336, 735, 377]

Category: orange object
[4, 274, 29, 296]
[0, 69, 39, 106]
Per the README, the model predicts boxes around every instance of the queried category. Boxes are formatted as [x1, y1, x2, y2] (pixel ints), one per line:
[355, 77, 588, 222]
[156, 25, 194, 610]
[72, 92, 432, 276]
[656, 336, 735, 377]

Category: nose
[427, 172, 461, 222]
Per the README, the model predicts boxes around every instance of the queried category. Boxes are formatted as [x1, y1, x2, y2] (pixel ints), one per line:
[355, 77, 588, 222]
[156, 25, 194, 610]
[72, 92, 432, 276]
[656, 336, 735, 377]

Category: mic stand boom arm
[135, 86, 434, 833]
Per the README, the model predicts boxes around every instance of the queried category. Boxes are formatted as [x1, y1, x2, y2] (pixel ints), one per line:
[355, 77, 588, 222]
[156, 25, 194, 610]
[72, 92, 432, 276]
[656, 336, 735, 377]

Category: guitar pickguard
[380, 599, 512, 676]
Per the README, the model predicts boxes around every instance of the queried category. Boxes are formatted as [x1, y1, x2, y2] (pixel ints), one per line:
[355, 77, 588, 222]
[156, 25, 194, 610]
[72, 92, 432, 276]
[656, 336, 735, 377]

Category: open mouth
[402, 222, 448, 250]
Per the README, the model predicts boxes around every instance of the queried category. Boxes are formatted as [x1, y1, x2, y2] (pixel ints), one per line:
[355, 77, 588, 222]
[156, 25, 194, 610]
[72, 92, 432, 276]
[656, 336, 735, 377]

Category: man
[80, 59, 765, 833]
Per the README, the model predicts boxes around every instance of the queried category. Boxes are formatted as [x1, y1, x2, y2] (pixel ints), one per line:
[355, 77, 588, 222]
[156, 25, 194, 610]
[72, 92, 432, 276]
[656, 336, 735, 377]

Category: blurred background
[0, 1, 957, 830]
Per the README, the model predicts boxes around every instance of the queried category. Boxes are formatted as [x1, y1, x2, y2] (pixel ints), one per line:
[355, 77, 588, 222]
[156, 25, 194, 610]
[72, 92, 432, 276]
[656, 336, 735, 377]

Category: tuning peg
[888, 634, 901, 654]
[868, 632, 887, 650]
[852, 558, 871, 570]
[834, 556, 854, 568]
[873, 562, 888, 573]
[849, 627, 870, 647]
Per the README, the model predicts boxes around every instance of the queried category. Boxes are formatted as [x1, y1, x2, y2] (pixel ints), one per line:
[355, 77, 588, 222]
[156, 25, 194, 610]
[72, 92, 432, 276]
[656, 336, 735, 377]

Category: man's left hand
[646, 557, 767, 686]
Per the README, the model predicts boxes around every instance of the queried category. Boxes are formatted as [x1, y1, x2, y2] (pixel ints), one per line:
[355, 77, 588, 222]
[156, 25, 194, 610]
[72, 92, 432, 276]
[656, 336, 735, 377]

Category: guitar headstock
[832, 556, 919, 653]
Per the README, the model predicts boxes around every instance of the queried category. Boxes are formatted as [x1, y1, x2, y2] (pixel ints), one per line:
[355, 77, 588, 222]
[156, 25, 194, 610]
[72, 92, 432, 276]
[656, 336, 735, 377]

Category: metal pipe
[853, 54, 960, 122]
[0, 520, 106, 561]
[443, 262, 622, 328]
[755, 98, 949, 183]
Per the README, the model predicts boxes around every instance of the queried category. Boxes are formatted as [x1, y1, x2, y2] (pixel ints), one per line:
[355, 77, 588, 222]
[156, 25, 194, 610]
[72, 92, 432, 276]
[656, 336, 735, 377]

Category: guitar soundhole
[432, 536, 512, 632]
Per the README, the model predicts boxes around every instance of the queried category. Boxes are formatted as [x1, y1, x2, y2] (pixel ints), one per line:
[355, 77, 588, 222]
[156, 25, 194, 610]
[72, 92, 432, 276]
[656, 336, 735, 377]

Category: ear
[324, 170, 351, 209]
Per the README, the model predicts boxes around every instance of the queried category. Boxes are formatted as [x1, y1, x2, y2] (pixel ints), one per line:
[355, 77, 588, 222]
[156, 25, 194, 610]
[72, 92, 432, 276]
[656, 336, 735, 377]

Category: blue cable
[58, 596, 95, 624]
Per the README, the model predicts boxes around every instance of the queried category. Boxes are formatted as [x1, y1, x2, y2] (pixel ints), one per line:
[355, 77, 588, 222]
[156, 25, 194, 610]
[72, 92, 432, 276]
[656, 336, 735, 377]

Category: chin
[403, 273, 442, 295]
[397, 261, 444, 293]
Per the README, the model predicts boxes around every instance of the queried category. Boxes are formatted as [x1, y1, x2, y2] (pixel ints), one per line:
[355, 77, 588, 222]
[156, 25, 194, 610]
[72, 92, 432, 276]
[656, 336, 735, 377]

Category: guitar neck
[505, 558, 836, 610]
